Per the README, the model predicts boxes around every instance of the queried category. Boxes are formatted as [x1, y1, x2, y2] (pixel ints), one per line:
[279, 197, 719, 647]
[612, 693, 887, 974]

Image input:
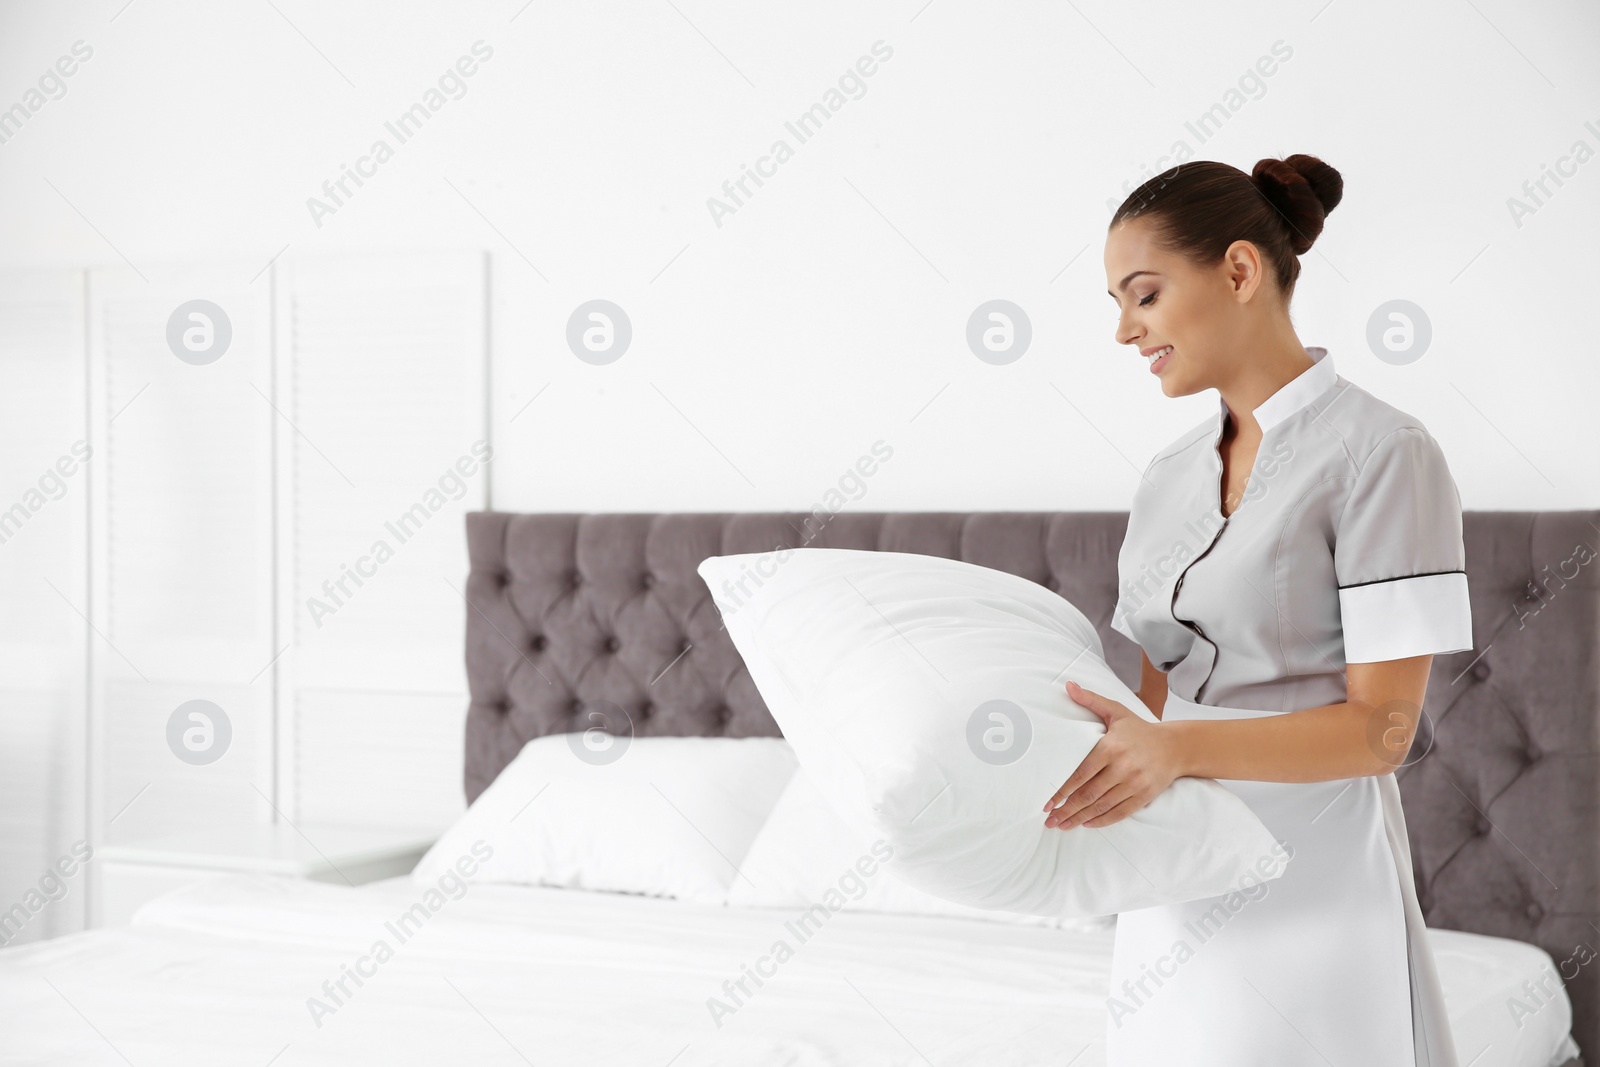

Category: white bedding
[0, 875, 1578, 1066]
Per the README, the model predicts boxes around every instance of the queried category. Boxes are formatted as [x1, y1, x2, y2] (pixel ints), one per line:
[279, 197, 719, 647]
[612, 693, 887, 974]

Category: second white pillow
[413, 733, 798, 904]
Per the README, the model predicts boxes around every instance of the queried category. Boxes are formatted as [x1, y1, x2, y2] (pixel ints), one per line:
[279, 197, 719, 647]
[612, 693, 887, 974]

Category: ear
[1223, 239, 1266, 303]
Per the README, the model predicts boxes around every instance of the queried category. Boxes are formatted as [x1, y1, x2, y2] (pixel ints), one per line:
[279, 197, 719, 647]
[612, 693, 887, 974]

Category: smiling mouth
[1146, 345, 1173, 373]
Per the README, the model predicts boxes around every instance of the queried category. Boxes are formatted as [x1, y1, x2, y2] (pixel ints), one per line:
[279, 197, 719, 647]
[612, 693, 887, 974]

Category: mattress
[0, 875, 1578, 1066]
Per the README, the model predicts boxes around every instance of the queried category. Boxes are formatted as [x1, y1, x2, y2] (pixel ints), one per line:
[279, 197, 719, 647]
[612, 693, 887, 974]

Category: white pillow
[730, 767, 1116, 932]
[697, 547, 1287, 919]
[413, 734, 797, 904]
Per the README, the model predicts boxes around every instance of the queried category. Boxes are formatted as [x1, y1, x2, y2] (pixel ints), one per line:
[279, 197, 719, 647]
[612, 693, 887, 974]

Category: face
[1104, 217, 1268, 398]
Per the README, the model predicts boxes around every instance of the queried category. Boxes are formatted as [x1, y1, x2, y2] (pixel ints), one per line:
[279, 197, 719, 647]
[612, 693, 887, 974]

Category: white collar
[1219, 345, 1336, 434]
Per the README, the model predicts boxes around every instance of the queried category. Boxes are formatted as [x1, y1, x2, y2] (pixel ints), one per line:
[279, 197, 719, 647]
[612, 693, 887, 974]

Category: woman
[1042, 154, 1472, 1066]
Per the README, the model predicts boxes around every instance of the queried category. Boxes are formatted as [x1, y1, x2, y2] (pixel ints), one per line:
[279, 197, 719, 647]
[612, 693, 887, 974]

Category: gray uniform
[1104, 346, 1472, 1067]
[1112, 345, 1473, 708]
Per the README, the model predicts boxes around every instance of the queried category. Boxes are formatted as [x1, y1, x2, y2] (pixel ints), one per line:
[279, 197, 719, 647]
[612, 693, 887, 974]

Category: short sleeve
[1334, 427, 1473, 663]
[1110, 458, 1159, 646]
[1111, 599, 1137, 643]
[1111, 551, 1139, 642]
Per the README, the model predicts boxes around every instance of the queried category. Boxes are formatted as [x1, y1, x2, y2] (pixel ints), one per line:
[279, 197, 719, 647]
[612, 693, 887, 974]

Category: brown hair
[1109, 155, 1343, 300]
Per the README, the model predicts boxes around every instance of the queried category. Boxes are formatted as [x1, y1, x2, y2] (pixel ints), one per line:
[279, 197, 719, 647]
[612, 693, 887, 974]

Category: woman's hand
[1042, 680, 1185, 830]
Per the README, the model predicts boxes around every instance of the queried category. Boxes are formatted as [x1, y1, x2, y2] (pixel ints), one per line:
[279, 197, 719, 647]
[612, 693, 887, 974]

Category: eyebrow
[1108, 270, 1158, 299]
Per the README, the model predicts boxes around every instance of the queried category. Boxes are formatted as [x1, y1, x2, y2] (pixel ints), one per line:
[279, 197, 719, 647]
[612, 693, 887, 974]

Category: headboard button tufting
[1527, 902, 1545, 922]
[641, 572, 655, 588]
[1476, 816, 1493, 836]
[639, 701, 653, 717]
[1526, 743, 1542, 762]
[495, 699, 510, 715]
[568, 698, 582, 714]
[497, 570, 511, 588]
[1472, 661, 1491, 681]
[604, 636, 620, 653]
[529, 634, 546, 652]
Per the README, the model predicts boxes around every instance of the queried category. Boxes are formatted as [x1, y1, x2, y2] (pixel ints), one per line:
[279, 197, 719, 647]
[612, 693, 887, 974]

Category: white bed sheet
[0, 875, 1578, 1066]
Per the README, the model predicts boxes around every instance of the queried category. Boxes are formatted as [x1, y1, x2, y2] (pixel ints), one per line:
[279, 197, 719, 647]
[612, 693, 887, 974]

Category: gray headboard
[461, 509, 1600, 1061]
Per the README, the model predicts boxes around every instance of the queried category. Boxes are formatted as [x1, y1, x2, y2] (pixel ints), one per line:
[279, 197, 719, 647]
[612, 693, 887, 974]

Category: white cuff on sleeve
[1339, 571, 1472, 663]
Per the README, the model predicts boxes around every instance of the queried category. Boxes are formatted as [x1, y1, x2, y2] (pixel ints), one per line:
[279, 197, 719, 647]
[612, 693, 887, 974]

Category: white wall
[1, 0, 1597, 939]
[4, 0, 1597, 510]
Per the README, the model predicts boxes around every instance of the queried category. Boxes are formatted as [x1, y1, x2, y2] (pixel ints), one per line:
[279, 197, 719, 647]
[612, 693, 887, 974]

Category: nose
[1114, 307, 1141, 348]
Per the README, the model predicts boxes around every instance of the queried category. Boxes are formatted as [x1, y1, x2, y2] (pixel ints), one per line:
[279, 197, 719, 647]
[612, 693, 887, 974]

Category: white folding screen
[86, 263, 276, 857]
[0, 271, 89, 944]
[1, 250, 497, 930]
[273, 251, 487, 829]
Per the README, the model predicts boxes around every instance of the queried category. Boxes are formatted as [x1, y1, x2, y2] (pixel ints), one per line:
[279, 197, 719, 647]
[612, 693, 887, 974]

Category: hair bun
[1251, 154, 1343, 254]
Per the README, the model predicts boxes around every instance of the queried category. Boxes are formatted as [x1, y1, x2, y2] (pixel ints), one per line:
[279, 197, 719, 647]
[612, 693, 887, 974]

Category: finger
[1083, 793, 1147, 828]
[1036, 748, 1100, 812]
[1046, 766, 1117, 827]
[1064, 680, 1107, 709]
[1060, 782, 1136, 829]
[1051, 774, 1123, 827]
[1065, 682, 1124, 722]
[1042, 746, 1109, 811]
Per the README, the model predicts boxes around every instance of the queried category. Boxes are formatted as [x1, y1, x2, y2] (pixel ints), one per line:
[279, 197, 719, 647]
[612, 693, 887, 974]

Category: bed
[2, 508, 1594, 1066]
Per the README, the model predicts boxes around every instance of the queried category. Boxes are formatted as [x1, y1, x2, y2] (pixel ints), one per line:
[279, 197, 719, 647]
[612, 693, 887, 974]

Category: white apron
[1105, 690, 1460, 1067]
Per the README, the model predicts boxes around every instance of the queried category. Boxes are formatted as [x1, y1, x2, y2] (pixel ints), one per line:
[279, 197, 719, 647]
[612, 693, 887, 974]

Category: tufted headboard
[461, 509, 1600, 1062]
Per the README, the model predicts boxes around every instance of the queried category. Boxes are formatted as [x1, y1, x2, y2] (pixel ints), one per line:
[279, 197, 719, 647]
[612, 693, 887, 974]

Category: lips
[1145, 345, 1173, 374]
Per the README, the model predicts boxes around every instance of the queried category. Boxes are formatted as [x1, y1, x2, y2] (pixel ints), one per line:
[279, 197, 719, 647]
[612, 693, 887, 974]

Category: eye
[1138, 292, 1157, 307]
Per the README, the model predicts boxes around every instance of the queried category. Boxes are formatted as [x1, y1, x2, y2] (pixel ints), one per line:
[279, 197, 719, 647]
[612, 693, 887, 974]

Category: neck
[1218, 332, 1314, 439]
